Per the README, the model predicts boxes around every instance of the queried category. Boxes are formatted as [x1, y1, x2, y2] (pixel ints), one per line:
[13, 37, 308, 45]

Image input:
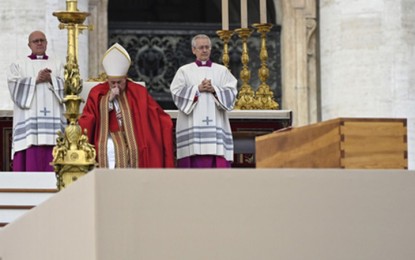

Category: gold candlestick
[52, 0, 95, 190]
[252, 23, 279, 110]
[216, 30, 234, 68]
[234, 28, 256, 110]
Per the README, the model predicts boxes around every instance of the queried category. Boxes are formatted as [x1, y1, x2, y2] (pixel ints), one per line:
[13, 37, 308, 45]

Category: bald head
[28, 31, 48, 56]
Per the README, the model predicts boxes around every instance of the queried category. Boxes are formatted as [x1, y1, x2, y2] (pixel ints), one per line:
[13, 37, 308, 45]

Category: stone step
[0, 172, 58, 227]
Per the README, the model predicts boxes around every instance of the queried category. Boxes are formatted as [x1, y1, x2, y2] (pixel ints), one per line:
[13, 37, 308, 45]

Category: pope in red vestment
[78, 43, 174, 168]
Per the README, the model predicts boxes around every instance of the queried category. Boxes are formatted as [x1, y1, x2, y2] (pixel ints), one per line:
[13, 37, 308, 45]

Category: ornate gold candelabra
[252, 23, 279, 110]
[234, 28, 256, 110]
[216, 30, 234, 68]
[52, 0, 95, 190]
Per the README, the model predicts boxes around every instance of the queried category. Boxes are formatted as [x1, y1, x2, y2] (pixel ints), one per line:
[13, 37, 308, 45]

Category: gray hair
[191, 34, 211, 48]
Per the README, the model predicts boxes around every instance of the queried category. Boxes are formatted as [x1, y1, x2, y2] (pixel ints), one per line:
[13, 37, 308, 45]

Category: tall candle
[260, 0, 267, 24]
[222, 0, 229, 30]
[241, 0, 248, 28]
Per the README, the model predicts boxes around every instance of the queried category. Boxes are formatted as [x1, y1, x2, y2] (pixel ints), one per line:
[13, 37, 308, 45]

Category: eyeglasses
[31, 39, 46, 44]
[194, 45, 211, 51]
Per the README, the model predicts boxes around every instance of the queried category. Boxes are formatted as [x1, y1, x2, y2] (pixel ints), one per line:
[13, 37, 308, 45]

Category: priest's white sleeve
[7, 63, 36, 109]
[211, 65, 238, 111]
[170, 67, 199, 115]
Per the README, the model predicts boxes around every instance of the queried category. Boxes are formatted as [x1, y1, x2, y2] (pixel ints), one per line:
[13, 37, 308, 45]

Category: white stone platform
[1, 168, 415, 260]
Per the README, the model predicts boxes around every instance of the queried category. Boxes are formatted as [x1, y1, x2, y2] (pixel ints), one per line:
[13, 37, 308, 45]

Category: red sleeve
[78, 93, 98, 144]
[157, 106, 175, 168]
[125, 81, 175, 168]
[78, 83, 108, 146]
[146, 94, 175, 168]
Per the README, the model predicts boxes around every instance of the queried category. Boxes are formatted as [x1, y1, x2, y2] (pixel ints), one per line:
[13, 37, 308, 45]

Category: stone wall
[319, 0, 415, 168]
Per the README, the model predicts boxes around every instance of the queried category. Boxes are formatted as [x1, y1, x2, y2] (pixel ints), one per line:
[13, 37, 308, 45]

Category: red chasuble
[79, 80, 174, 168]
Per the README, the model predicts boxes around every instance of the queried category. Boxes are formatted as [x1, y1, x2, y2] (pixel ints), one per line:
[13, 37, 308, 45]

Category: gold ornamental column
[52, 0, 95, 190]
[216, 30, 234, 69]
[252, 23, 279, 110]
[234, 28, 256, 110]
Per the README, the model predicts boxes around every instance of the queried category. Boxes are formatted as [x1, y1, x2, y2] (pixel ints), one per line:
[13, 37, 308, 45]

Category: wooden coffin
[255, 118, 407, 169]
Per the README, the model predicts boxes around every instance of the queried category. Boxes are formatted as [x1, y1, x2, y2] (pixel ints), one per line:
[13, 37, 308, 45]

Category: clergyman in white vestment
[7, 30, 65, 172]
[170, 34, 238, 168]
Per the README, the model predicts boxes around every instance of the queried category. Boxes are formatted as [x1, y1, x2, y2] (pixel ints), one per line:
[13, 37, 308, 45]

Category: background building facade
[0, 0, 414, 168]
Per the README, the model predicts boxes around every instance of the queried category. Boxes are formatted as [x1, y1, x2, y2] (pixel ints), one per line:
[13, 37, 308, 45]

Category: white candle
[260, 0, 267, 24]
[241, 0, 248, 28]
[222, 0, 229, 30]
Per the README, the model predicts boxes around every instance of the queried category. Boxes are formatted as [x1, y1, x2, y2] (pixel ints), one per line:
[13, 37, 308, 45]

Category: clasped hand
[36, 68, 52, 84]
[198, 78, 215, 93]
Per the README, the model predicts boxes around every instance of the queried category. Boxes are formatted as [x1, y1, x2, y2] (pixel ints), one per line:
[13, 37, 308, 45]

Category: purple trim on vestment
[195, 60, 212, 67]
[13, 146, 54, 172]
[27, 54, 49, 60]
[177, 155, 231, 168]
